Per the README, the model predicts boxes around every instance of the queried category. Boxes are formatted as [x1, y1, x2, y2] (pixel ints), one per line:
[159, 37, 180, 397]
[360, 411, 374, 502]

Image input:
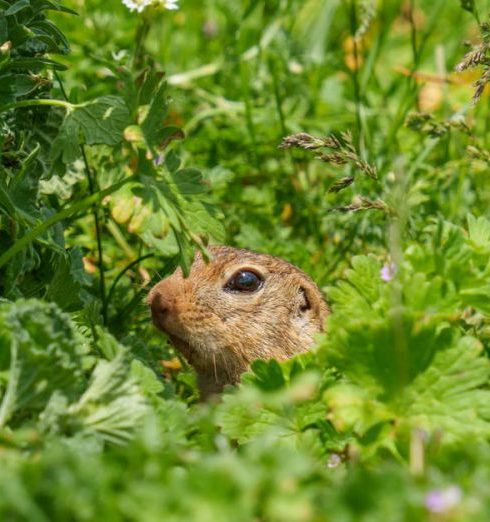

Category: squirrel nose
[150, 292, 172, 321]
[148, 277, 182, 331]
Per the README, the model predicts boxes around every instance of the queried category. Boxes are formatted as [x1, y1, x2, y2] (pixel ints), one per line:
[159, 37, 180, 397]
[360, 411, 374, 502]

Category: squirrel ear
[299, 286, 312, 313]
[298, 284, 330, 330]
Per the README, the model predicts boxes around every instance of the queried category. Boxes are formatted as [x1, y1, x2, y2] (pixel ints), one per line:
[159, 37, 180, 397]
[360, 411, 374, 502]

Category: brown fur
[148, 246, 329, 398]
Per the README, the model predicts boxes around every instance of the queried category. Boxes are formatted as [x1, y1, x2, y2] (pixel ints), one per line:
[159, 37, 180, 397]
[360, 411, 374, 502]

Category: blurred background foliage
[58, 0, 490, 283]
[2, 0, 490, 519]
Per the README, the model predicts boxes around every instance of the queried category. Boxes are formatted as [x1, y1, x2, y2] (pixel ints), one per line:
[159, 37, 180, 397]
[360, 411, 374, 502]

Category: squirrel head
[148, 246, 329, 397]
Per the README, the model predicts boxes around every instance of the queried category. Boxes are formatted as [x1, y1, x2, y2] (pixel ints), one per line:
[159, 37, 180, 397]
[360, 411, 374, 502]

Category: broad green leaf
[44, 249, 87, 311]
[320, 241, 490, 447]
[400, 336, 490, 442]
[217, 387, 288, 444]
[0, 299, 86, 428]
[51, 96, 130, 163]
[140, 79, 169, 153]
[65, 351, 148, 445]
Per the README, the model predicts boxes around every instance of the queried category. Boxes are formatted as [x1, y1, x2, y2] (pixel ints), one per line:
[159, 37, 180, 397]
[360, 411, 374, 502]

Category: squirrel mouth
[167, 334, 200, 365]
[150, 311, 198, 360]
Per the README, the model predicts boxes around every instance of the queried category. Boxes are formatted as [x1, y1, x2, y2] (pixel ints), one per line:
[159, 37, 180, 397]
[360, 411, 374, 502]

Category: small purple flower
[154, 154, 164, 166]
[425, 485, 462, 513]
[380, 262, 397, 282]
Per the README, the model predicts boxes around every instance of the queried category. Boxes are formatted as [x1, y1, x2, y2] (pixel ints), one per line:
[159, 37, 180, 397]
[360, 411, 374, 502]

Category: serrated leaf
[216, 388, 286, 444]
[467, 214, 490, 254]
[400, 336, 490, 442]
[51, 96, 130, 163]
[140, 79, 169, 153]
[66, 351, 148, 445]
[170, 168, 206, 195]
[45, 249, 87, 311]
[0, 299, 86, 428]
[131, 359, 164, 396]
[249, 359, 286, 391]
[129, 167, 224, 261]
[320, 241, 490, 447]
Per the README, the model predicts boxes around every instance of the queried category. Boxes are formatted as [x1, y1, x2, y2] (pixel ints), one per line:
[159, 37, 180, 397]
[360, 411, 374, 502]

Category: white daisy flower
[163, 0, 179, 9]
[122, 0, 179, 13]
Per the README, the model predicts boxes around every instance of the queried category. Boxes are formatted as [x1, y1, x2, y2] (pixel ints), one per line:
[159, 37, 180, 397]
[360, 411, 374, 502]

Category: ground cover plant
[2, 0, 490, 519]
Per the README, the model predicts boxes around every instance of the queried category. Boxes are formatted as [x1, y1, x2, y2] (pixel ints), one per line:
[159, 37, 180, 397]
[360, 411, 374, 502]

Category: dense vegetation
[2, 0, 490, 519]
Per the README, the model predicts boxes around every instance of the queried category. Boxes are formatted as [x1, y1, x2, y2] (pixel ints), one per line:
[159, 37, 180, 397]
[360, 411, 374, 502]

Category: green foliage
[51, 96, 130, 163]
[0, 300, 147, 447]
[2, 0, 490, 520]
[0, 299, 86, 427]
[321, 233, 490, 447]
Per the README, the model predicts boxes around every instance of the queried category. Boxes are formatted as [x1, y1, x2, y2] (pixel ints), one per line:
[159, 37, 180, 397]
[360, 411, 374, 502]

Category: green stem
[408, 0, 420, 111]
[81, 145, 108, 325]
[0, 338, 19, 428]
[347, 0, 363, 148]
[0, 176, 137, 269]
[133, 16, 151, 70]
[106, 253, 154, 308]
[269, 56, 287, 137]
[106, 220, 137, 259]
[0, 98, 72, 113]
[240, 61, 260, 170]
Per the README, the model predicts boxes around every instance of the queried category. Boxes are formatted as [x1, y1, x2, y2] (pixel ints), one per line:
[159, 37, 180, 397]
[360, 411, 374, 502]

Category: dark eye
[225, 270, 263, 292]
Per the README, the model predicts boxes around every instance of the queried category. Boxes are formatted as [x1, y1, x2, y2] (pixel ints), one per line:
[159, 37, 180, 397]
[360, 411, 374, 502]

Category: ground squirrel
[148, 246, 329, 398]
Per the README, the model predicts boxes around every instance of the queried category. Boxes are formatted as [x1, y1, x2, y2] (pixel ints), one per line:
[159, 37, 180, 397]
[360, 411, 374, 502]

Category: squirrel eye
[225, 270, 263, 292]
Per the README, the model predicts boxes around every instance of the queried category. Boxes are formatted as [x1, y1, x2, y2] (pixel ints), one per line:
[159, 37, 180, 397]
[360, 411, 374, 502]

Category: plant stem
[0, 338, 19, 428]
[133, 15, 151, 70]
[81, 145, 108, 325]
[347, 0, 363, 148]
[0, 98, 72, 113]
[106, 253, 154, 307]
[240, 61, 260, 170]
[407, 0, 420, 111]
[270, 56, 287, 137]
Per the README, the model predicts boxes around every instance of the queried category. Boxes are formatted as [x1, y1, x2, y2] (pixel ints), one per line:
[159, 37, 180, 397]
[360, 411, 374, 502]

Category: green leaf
[131, 359, 164, 396]
[249, 359, 286, 391]
[51, 96, 130, 163]
[460, 0, 476, 14]
[460, 286, 490, 315]
[2, 57, 68, 71]
[165, 150, 181, 173]
[64, 351, 148, 445]
[4, 0, 30, 16]
[170, 168, 206, 195]
[400, 336, 490, 442]
[467, 214, 490, 254]
[140, 79, 169, 153]
[0, 299, 86, 428]
[128, 166, 224, 265]
[34, 0, 78, 15]
[320, 244, 490, 447]
[44, 249, 87, 311]
[216, 388, 286, 444]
